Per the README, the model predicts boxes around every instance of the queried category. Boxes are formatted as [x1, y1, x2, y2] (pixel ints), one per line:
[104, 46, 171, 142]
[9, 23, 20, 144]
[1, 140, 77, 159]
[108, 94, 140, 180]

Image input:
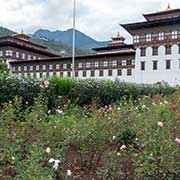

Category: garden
[0, 75, 180, 180]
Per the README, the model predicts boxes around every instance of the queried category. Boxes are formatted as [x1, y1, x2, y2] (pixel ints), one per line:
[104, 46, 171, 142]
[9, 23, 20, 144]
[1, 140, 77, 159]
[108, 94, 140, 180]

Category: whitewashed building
[9, 5, 180, 85]
[121, 5, 180, 85]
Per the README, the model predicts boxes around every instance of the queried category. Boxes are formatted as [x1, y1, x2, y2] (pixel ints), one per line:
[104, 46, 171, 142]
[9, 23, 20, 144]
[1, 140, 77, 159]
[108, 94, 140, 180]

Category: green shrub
[0, 75, 41, 107]
[0, 61, 8, 76]
[0, 90, 180, 179]
[0, 76, 176, 109]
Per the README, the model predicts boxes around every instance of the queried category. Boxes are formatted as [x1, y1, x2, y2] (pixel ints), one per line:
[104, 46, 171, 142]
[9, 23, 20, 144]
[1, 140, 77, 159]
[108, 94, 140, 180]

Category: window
[108, 70, 112, 76]
[18, 66, 21, 71]
[22, 53, 25, 59]
[122, 60, 126, 66]
[127, 69, 132, 76]
[78, 63, 82, 68]
[172, 31, 178, 39]
[127, 60, 132, 66]
[104, 61, 108, 67]
[49, 65, 53, 70]
[0, 51, 3, 57]
[36, 66, 39, 71]
[28, 55, 31, 60]
[99, 70, 103, 76]
[117, 69, 122, 76]
[159, 32, 165, 41]
[75, 71, 78, 77]
[63, 64, 67, 69]
[153, 61, 158, 70]
[30, 66, 33, 71]
[165, 45, 172, 55]
[10, 51, 13, 56]
[24, 66, 27, 71]
[83, 71, 86, 77]
[166, 60, 171, 69]
[112, 60, 117, 66]
[132, 60, 135, 65]
[6, 50, 13, 56]
[86, 62, 90, 68]
[141, 61, 145, 71]
[16, 52, 19, 58]
[42, 65, 46, 70]
[133, 35, 139, 43]
[152, 47, 158, 56]
[95, 62, 99, 68]
[91, 71, 95, 77]
[56, 64, 60, 69]
[140, 47, 146, 56]
[33, 56, 36, 60]
[146, 34, 152, 42]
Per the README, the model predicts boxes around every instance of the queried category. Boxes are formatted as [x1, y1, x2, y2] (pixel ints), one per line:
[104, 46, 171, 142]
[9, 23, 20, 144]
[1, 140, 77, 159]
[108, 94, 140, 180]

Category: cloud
[0, 0, 179, 42]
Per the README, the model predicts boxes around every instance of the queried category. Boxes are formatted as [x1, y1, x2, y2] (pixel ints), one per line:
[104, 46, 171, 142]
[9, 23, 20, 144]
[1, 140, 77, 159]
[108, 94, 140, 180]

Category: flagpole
[72, 0, 76, 78]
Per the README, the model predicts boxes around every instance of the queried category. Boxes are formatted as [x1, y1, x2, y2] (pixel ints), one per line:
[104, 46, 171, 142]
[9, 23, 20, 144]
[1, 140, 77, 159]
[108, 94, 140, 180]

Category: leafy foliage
[0, 90, 180, 179]
[0, 76, 176, 109]
[0, 61, 8, 76]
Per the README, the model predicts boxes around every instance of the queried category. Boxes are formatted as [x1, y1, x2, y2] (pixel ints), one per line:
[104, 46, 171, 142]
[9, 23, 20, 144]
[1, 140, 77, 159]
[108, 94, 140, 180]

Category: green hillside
[32, 37, 92, 56]
[0, 27, 92, 56]
[0, 26, 15, 36]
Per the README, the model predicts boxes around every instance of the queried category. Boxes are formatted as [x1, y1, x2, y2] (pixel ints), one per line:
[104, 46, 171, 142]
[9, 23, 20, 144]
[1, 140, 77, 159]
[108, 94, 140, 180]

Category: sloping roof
[143, 8, 180, 21]
[0, 36, 60, 57]
[121, 16, 180, 34]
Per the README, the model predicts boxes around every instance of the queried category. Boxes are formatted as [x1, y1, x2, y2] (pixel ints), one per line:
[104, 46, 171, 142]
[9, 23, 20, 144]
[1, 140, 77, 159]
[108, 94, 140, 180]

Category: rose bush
[0, 77, 180, 179]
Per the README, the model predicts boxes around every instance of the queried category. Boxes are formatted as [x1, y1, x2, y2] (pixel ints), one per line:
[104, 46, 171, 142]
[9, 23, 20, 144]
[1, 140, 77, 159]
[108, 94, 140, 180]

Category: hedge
[0, 75, 176, 108]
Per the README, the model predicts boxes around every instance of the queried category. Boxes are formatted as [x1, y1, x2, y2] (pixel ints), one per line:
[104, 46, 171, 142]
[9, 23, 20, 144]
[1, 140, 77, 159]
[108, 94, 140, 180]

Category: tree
[0, 60, 8, 76]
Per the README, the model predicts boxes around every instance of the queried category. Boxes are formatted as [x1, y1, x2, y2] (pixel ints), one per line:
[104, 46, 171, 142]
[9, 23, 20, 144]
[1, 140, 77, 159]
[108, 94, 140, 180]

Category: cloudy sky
[0, 0, 180, 42]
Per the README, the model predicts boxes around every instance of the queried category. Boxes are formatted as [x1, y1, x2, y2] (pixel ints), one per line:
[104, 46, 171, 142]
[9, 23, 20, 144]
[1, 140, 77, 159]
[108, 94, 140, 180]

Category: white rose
[46, 147, 51, 154]
[49, 158, 55, 163]
[67, 170, 72, 176]
[54, 159, 61, 164]
[112, 136, 116, 140]
[53, 162, 59, 170]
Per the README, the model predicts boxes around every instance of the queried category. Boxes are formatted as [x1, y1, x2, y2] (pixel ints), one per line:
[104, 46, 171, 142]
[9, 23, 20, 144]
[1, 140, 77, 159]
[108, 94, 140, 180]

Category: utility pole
[72, 0, 76, 78]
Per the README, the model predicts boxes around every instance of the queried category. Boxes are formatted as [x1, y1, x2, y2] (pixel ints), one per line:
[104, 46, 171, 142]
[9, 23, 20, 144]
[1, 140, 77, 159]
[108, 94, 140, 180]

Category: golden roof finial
[164, 3, 172, 11]
[168, 3, 170, 9]
[117, 32, 120, 37]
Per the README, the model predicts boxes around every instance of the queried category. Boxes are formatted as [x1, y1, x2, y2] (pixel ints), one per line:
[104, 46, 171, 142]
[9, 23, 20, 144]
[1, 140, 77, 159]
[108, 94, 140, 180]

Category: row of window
[141, 60, 173, 71]
[133, 31, 179, 43]
[78, 60, 134, 68]
[16, 69, 133, 78]
[13, 60, 135, 72]
[140, 44, 180, 56]
[0, 50, 41, 60]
